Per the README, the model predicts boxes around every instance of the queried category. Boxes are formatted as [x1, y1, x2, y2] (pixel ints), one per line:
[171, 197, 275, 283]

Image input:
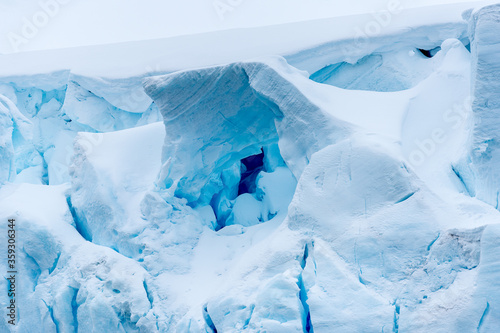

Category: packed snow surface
[1, 1, 500, 332]
[0, 0, 492, 54]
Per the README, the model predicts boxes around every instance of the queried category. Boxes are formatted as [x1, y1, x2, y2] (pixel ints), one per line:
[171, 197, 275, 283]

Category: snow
[69, 122, 165, 256]
[143, 57, 348, 206]
[0, 183, 153, 332]
[0, 96, 15, 184]
[0, 1, 484, 78]
[2, 1, 500, 332]
[0, 0, 490, 54]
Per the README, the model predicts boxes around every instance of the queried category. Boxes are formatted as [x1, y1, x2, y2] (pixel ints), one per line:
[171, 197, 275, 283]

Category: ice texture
[143, 57, 351, 205]
[2, 5, 500, 332]
[459, 4, 500, 208]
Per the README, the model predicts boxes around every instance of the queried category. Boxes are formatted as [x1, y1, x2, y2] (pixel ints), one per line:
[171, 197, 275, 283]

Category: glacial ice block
[0, 93, 36, 185]
[144, 57, 352, 205]
[465, 4, 500, 208]
[69, 122, 165, 256]
[0, 184, 153, 332]
[0, 95, 15, 184]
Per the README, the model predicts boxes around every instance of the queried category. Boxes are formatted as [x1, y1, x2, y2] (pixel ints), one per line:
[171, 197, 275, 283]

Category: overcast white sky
[0, 0, 488, 54]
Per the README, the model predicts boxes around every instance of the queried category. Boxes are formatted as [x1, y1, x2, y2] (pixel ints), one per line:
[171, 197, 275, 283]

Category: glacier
[2, 2, 500, 332]
[458, 3, 500, 208]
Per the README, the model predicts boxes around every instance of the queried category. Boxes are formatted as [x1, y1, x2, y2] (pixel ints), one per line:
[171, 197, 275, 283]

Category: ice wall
[144, 57, 352, 206]
[0, 72, 162, 187]
[462, 4, 500, 208]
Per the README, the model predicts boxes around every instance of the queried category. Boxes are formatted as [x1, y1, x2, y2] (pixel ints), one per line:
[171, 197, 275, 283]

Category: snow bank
[0, 184, 154, 332]
[182, 132, 497, 331]
[460, 3, 500, 208]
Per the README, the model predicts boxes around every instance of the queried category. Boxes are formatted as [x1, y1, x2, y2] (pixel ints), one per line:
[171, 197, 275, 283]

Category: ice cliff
[1, 2, 500, 332]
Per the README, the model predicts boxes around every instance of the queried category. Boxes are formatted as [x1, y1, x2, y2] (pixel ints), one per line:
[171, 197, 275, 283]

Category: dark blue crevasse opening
[418, 46, 441, 58]
[238, 148, 264, 195]
[209, 144, 294, 231]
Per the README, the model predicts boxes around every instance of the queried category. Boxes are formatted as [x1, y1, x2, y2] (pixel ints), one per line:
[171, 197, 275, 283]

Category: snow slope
[0, 1, 483, 76]
[0, 0, 492, 54]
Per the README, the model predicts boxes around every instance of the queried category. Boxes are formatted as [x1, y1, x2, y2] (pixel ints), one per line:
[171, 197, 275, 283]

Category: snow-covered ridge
[0, 0, 489, 54]
[0, 1, 480, 77]
[1, 2, 500, 332]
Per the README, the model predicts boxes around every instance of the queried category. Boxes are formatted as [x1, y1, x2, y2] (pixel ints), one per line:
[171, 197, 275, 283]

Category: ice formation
[457, 3, 500, 208]
[1, 2, 500, 332]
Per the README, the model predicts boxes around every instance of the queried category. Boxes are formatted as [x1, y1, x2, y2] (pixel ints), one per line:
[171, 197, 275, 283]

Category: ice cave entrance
[209, 144, 297, 231]
[238, 149, 265, 195]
